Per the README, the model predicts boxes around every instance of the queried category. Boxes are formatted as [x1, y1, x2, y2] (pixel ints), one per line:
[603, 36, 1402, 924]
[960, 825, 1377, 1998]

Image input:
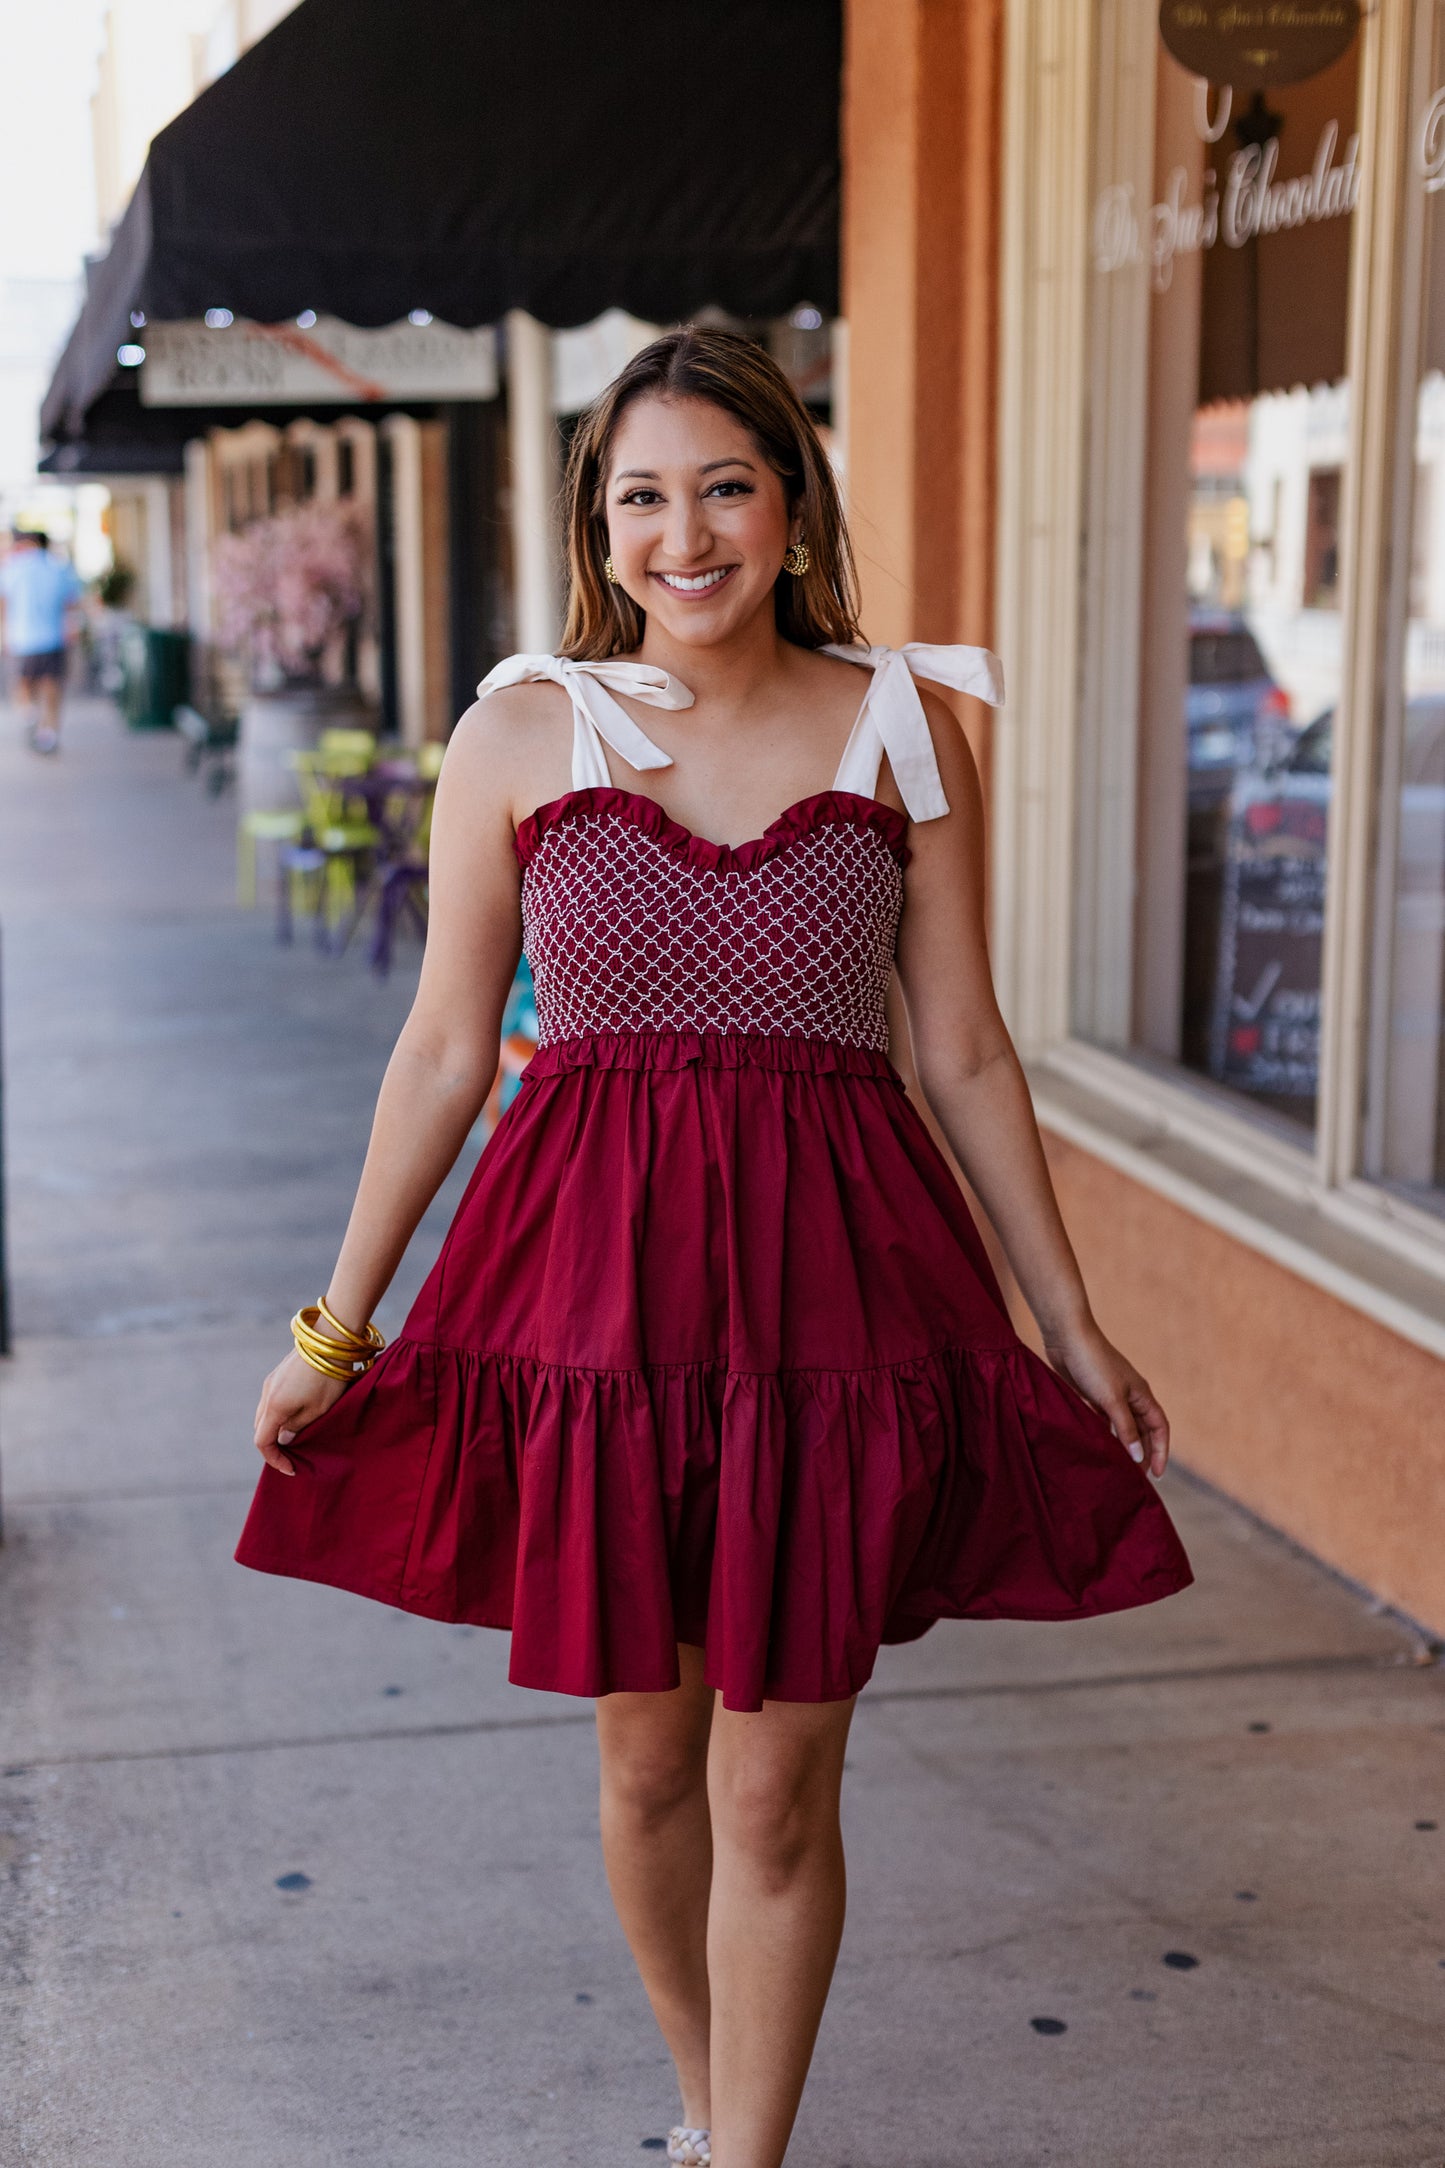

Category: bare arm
[253, 698, 533, 1472]
[892, 694, 1169, 1475]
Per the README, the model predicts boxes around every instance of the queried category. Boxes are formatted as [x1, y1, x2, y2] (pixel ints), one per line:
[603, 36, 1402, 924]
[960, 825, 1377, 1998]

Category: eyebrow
[613, 457, 758, 481]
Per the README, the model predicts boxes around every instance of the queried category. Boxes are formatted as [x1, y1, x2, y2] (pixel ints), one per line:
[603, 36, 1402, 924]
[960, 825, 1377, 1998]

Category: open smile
[649, 565, 739, 596]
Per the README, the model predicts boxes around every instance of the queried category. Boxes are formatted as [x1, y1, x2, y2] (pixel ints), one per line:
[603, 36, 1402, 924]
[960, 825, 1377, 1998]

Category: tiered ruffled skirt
[236, 1033, 1191, 1709]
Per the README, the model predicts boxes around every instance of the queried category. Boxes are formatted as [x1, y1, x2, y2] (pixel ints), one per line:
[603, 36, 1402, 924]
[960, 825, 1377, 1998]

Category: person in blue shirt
[0, 528, 85, 754]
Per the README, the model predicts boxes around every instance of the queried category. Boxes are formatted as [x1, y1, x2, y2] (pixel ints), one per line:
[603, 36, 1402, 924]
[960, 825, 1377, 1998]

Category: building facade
[846, 0, 1445, 1633]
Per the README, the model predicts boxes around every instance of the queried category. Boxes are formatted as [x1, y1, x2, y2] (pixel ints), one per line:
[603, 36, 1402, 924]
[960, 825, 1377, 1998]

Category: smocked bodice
[481, 642, 1005, 1058]
[518, 789, 907, 1050]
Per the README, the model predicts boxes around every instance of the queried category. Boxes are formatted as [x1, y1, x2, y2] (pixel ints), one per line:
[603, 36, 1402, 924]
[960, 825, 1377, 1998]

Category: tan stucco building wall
[1046, 1142, 1445, 1635]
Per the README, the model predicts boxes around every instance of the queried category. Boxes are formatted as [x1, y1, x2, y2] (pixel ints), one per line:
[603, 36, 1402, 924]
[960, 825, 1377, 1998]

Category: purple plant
[215, 498, 372, 684]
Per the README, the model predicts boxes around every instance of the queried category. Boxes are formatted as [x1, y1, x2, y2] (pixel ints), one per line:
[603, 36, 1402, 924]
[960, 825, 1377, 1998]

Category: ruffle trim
[514, 787, 911, 874]
[522, 1031, 903, 1081]
[236, 1336, 1193, 1712]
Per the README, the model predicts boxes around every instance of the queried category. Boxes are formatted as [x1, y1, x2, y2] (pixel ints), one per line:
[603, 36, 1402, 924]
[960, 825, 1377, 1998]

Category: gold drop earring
[604, 555, 620, 585]
[782, 539, 810, 578]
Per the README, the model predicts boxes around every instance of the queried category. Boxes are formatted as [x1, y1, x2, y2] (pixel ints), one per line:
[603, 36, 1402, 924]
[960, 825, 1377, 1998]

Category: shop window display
[1082, 26, 1362, 1133]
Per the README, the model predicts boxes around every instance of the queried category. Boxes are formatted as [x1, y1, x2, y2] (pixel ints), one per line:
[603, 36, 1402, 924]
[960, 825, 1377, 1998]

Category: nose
[658, 496, 714, 567]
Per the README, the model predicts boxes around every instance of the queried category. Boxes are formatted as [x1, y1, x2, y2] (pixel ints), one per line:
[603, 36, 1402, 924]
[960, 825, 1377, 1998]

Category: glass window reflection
[1085, 29, 1362, 1135]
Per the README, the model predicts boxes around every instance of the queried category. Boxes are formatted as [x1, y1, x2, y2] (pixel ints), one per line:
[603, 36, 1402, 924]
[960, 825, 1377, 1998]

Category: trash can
[119, 623, 190, 731]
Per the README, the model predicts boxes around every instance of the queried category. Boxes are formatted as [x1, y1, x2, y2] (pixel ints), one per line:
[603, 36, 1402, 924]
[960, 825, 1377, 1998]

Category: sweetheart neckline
[514, 786, 910, 874]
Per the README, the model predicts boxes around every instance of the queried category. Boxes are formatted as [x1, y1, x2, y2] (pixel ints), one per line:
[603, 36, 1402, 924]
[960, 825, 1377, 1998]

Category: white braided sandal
[667, 2128, 711, 2166]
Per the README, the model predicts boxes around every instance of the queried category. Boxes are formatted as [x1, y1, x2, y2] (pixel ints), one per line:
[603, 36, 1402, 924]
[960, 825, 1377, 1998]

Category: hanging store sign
[1159, 2, 1359, 90]
[1093, 116, 1360, 289]
[138, 316, 498, 406]
[551, 308, 660, 416]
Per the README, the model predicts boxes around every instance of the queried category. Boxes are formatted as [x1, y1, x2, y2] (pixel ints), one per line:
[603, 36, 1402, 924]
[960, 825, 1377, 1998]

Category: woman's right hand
[253, 1348, 353, 1476]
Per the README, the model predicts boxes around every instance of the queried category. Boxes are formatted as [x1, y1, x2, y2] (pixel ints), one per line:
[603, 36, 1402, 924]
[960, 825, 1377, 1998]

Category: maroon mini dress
[236, 645, 1192, 1710]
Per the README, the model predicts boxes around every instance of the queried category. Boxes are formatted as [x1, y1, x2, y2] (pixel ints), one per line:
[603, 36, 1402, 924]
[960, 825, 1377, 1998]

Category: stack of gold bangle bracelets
[291, 1298, 386, 1382]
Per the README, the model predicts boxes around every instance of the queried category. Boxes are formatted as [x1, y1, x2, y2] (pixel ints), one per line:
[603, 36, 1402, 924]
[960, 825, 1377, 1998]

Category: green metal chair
[277, 747, 379, 944]
[237, 733, 379, 912]
[318, 726, 378, 759]
[238, 806, 308, 907]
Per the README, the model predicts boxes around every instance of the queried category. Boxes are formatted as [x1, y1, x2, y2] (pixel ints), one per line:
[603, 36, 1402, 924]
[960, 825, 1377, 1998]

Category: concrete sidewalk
[1, 697, 1442, 2168]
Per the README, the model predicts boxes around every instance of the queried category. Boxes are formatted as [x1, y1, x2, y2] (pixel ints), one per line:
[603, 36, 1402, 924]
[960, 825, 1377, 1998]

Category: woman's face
[604, 393, 799, 649]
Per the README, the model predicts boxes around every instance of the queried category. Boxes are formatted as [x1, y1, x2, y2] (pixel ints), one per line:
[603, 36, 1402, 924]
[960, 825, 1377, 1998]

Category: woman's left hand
[1043, 1319, 1170, 1477]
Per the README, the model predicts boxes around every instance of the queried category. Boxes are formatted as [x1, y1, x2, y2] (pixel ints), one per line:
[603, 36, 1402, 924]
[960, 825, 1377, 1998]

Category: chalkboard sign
[1209, 793, 1326, 1104]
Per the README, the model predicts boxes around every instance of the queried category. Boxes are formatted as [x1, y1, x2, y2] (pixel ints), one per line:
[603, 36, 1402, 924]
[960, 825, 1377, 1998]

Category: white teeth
[657, 567, 730, 592]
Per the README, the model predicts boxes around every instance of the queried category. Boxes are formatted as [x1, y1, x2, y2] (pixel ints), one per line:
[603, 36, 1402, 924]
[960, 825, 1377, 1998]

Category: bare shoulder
[894, 688, 986, 872]
[441, 681, 574, 819]
[447, 680, 571, 765]
[918, 687, 984, 811]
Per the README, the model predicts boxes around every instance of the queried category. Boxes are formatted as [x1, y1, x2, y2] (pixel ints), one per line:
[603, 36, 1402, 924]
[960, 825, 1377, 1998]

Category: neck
[634, 604, 794, 711]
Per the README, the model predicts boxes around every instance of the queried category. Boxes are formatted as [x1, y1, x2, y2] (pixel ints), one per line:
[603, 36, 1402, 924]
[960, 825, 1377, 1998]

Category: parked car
[1187, 611, 1294, 808]
[1210, 699, 1445, 1110]
[1239, 697, 1445, 862]
[1180, 613, 1296, 1075]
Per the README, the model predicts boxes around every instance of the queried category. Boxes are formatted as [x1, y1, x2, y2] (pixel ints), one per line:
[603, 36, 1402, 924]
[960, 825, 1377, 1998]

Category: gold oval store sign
[1159, 1, 1359, 89]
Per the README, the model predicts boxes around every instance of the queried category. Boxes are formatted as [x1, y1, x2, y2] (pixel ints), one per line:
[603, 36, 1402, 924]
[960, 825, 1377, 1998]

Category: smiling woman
[237, 326, 1189, 2168]
[560, 329, 859, 658]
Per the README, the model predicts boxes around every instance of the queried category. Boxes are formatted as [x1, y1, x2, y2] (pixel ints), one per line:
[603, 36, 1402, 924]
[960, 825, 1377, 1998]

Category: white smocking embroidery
[522, 809, 903, 1049]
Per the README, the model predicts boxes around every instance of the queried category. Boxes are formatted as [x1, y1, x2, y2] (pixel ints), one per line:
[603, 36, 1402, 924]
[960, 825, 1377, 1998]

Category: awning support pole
[505, 310, 560, 653]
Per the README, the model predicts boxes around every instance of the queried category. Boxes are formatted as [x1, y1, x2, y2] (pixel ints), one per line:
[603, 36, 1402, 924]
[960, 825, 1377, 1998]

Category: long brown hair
[559, 327, 862, 661]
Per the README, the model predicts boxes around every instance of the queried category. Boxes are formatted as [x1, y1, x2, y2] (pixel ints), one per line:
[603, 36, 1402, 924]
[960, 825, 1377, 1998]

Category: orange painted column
[841, 0, 1001, 785]
[841, 0, 922, 649]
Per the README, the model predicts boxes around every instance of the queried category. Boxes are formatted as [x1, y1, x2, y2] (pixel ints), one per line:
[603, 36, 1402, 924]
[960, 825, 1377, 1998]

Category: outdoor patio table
[333, 765, 435, 973]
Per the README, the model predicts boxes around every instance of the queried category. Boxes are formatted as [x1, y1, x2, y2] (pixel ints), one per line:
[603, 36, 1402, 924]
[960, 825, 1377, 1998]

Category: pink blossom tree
[215, 499, 373, 685]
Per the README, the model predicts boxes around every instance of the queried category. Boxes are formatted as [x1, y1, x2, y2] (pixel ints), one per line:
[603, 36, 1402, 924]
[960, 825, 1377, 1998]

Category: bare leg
[37, 673, 62, 744]
[706, 1694, 855, 2168]
[12, 669, 37, 736]
[596, 1645, 716, 2130]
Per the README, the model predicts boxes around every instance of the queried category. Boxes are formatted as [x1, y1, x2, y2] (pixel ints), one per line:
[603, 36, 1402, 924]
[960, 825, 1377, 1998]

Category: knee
[711, 1760, 832, 1888]
[601, 1742, 707, 1832]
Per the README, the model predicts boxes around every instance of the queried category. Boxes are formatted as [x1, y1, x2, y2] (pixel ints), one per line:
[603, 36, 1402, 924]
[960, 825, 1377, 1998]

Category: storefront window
[1081, 23, 1362, 1137]
[1362, 6, 1445, 1212]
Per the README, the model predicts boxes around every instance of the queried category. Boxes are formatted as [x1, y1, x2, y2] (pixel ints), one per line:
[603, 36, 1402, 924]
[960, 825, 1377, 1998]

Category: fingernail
[277, 1431, 295, 1445]
[1128, 1442, 1144, 1463]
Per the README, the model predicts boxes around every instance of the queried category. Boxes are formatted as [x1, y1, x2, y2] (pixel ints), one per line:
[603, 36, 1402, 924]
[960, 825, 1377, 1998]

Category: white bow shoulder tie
[820, 642, 1005, 822]
[477, 651, 695, 790]
[477, 642, 1004, 822]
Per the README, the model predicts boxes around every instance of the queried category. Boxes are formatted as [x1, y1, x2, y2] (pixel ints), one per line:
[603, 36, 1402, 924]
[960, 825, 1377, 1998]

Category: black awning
[43, 0, 840, 446]
[43, 180, 154, 444]
[39, 384, 187, 476]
